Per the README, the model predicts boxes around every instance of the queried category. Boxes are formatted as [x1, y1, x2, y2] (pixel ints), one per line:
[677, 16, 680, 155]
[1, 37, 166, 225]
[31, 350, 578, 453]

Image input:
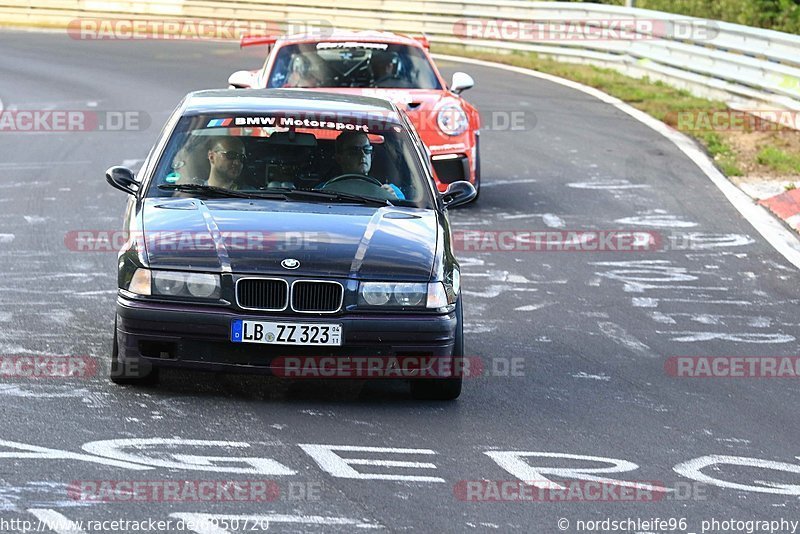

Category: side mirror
[441, 181, 477, 208]
[450, 72, 474, 94]
[228, 70, 256, 89]
[106, 166, 138, 195]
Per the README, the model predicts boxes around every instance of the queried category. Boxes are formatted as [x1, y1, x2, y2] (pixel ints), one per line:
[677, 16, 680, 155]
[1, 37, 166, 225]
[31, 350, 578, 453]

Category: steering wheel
[321, 173, 384, 188]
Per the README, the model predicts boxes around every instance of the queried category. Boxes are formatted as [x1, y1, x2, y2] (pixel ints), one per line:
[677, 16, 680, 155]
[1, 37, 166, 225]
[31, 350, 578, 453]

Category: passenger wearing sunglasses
[332, 131, 403, 200]
[207, 137, 246, 190]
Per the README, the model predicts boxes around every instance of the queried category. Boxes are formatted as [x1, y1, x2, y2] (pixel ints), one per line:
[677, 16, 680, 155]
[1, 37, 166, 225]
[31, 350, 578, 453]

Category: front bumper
[116, 296, 458, 375]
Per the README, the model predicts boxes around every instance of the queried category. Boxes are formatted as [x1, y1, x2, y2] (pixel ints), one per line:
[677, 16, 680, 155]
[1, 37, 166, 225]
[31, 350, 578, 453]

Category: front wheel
[410, 299, 463, 400]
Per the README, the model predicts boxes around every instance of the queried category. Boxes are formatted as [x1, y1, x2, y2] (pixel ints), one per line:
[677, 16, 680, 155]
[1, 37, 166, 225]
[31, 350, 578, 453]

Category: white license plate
[231, 320, 342, 346]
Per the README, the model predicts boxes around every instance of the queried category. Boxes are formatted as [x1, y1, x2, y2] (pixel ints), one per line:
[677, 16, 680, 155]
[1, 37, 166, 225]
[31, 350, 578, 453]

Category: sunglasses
[344, 146, 373, 156]
[214, 150, 247, 162]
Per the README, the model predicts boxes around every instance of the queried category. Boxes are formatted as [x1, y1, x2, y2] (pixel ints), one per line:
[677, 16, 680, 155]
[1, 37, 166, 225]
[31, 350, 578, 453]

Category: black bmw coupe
[107, 89, 475, 400]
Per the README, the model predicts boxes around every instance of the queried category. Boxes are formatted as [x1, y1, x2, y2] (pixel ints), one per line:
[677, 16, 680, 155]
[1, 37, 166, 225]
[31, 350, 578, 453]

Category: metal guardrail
[2, 0, 800, 118]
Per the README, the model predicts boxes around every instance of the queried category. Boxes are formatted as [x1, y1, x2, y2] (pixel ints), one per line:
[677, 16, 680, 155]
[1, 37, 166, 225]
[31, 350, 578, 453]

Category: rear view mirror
[442, 181, 477, 208]
[106, 166, 138, 195]
[228, 70, 256, 89]
[266, 131, 318, 146]
[450, 72, 474, 94]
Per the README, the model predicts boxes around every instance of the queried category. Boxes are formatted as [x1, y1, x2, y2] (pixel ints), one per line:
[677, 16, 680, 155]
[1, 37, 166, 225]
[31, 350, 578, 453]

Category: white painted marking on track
[616, 214, 698, 228]
[514, 302, 554, 312]
[0, 234, 14, 244]
[28, 509, 87, 534]
[432, 54, 800, 270]
[542, 213, 565, 228]
[481, 178, 537, 187]
[0, 385, 89, 398]
[82, 438, 296, 475]
[598, 322, 656, 358]
[658, 298, 752, 306]
[485, 451, 670, 492]
[501, 213, 546, 220]
[0, 439, 149, 470]
[463, 285, 537, 298]
[299, 444, 444, 482]
[567, 180, 648, 190]
[650, 311, 676, 324]
[572, 372, 611, 381]
[674, 455, 800, 495]
[673, 233, 755, 249]
[658, 332, 795, 343]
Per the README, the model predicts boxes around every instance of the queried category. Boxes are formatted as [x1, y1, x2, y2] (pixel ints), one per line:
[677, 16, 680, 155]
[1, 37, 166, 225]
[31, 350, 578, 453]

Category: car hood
[140, 198, 438, 280]
[298, 87, 449, 113]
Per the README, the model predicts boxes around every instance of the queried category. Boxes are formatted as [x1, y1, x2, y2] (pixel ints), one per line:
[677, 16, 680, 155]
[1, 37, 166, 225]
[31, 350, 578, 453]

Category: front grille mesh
[237, 279, 288, 310]
[292, 281, 342, 313]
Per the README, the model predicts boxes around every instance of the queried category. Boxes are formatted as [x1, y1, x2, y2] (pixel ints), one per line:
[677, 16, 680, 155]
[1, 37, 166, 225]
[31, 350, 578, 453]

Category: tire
[410, 299, 463, 400]
[110, 318, 159, 386]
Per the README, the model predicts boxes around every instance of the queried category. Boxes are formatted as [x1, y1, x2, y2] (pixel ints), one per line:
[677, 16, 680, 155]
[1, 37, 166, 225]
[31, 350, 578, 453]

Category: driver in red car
[333, 131, 403, 200]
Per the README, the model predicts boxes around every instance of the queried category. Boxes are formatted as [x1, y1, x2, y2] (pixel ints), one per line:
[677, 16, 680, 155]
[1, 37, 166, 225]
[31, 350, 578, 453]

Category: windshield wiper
[270, 188, 392, 207]
[158, 183, 286, 200]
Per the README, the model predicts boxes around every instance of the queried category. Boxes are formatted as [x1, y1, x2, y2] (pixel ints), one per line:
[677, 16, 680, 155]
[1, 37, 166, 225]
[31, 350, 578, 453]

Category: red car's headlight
[437, 104, 469, 136]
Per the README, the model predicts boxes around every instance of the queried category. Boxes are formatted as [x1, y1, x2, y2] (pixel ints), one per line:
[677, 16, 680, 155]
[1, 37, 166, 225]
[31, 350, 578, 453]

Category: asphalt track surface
[0, 30, 799, 534]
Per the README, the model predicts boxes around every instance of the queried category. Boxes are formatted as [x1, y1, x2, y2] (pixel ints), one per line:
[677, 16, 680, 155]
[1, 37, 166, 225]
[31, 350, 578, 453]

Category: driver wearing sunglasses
[207, 137, 246, 189]
[333, 131, 403, 200]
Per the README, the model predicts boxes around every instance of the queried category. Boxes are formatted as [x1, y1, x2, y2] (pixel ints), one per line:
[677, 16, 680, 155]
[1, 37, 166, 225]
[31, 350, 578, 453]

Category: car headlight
[185, 273, 220, 298]
[359, 282, 450, 309]
[126, 268, 220, 300]
[153, 271, 185, 296]
[360, 282, 392, 306]
[437, 104, 469, 136]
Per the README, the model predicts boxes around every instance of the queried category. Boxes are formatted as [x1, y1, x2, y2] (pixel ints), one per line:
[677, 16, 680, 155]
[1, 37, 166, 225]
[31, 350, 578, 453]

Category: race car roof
[182, 89, 399, 116]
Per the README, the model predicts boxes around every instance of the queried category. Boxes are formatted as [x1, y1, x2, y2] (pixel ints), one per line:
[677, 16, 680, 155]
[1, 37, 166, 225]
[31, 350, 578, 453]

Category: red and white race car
[228, 30, 481, 198]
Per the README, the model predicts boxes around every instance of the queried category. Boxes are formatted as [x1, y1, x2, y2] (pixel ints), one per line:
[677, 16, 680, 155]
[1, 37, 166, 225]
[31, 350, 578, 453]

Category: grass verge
[433, 45, 800, 182]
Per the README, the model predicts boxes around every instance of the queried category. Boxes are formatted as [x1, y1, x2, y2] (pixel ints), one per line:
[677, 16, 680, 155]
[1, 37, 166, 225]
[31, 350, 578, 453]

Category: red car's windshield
[267, 42, 442, 90]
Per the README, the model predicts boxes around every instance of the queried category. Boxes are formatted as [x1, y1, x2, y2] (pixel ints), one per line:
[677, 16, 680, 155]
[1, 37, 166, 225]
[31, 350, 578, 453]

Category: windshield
[147, 112, 434, 209]
[267, 42, 442, 90]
